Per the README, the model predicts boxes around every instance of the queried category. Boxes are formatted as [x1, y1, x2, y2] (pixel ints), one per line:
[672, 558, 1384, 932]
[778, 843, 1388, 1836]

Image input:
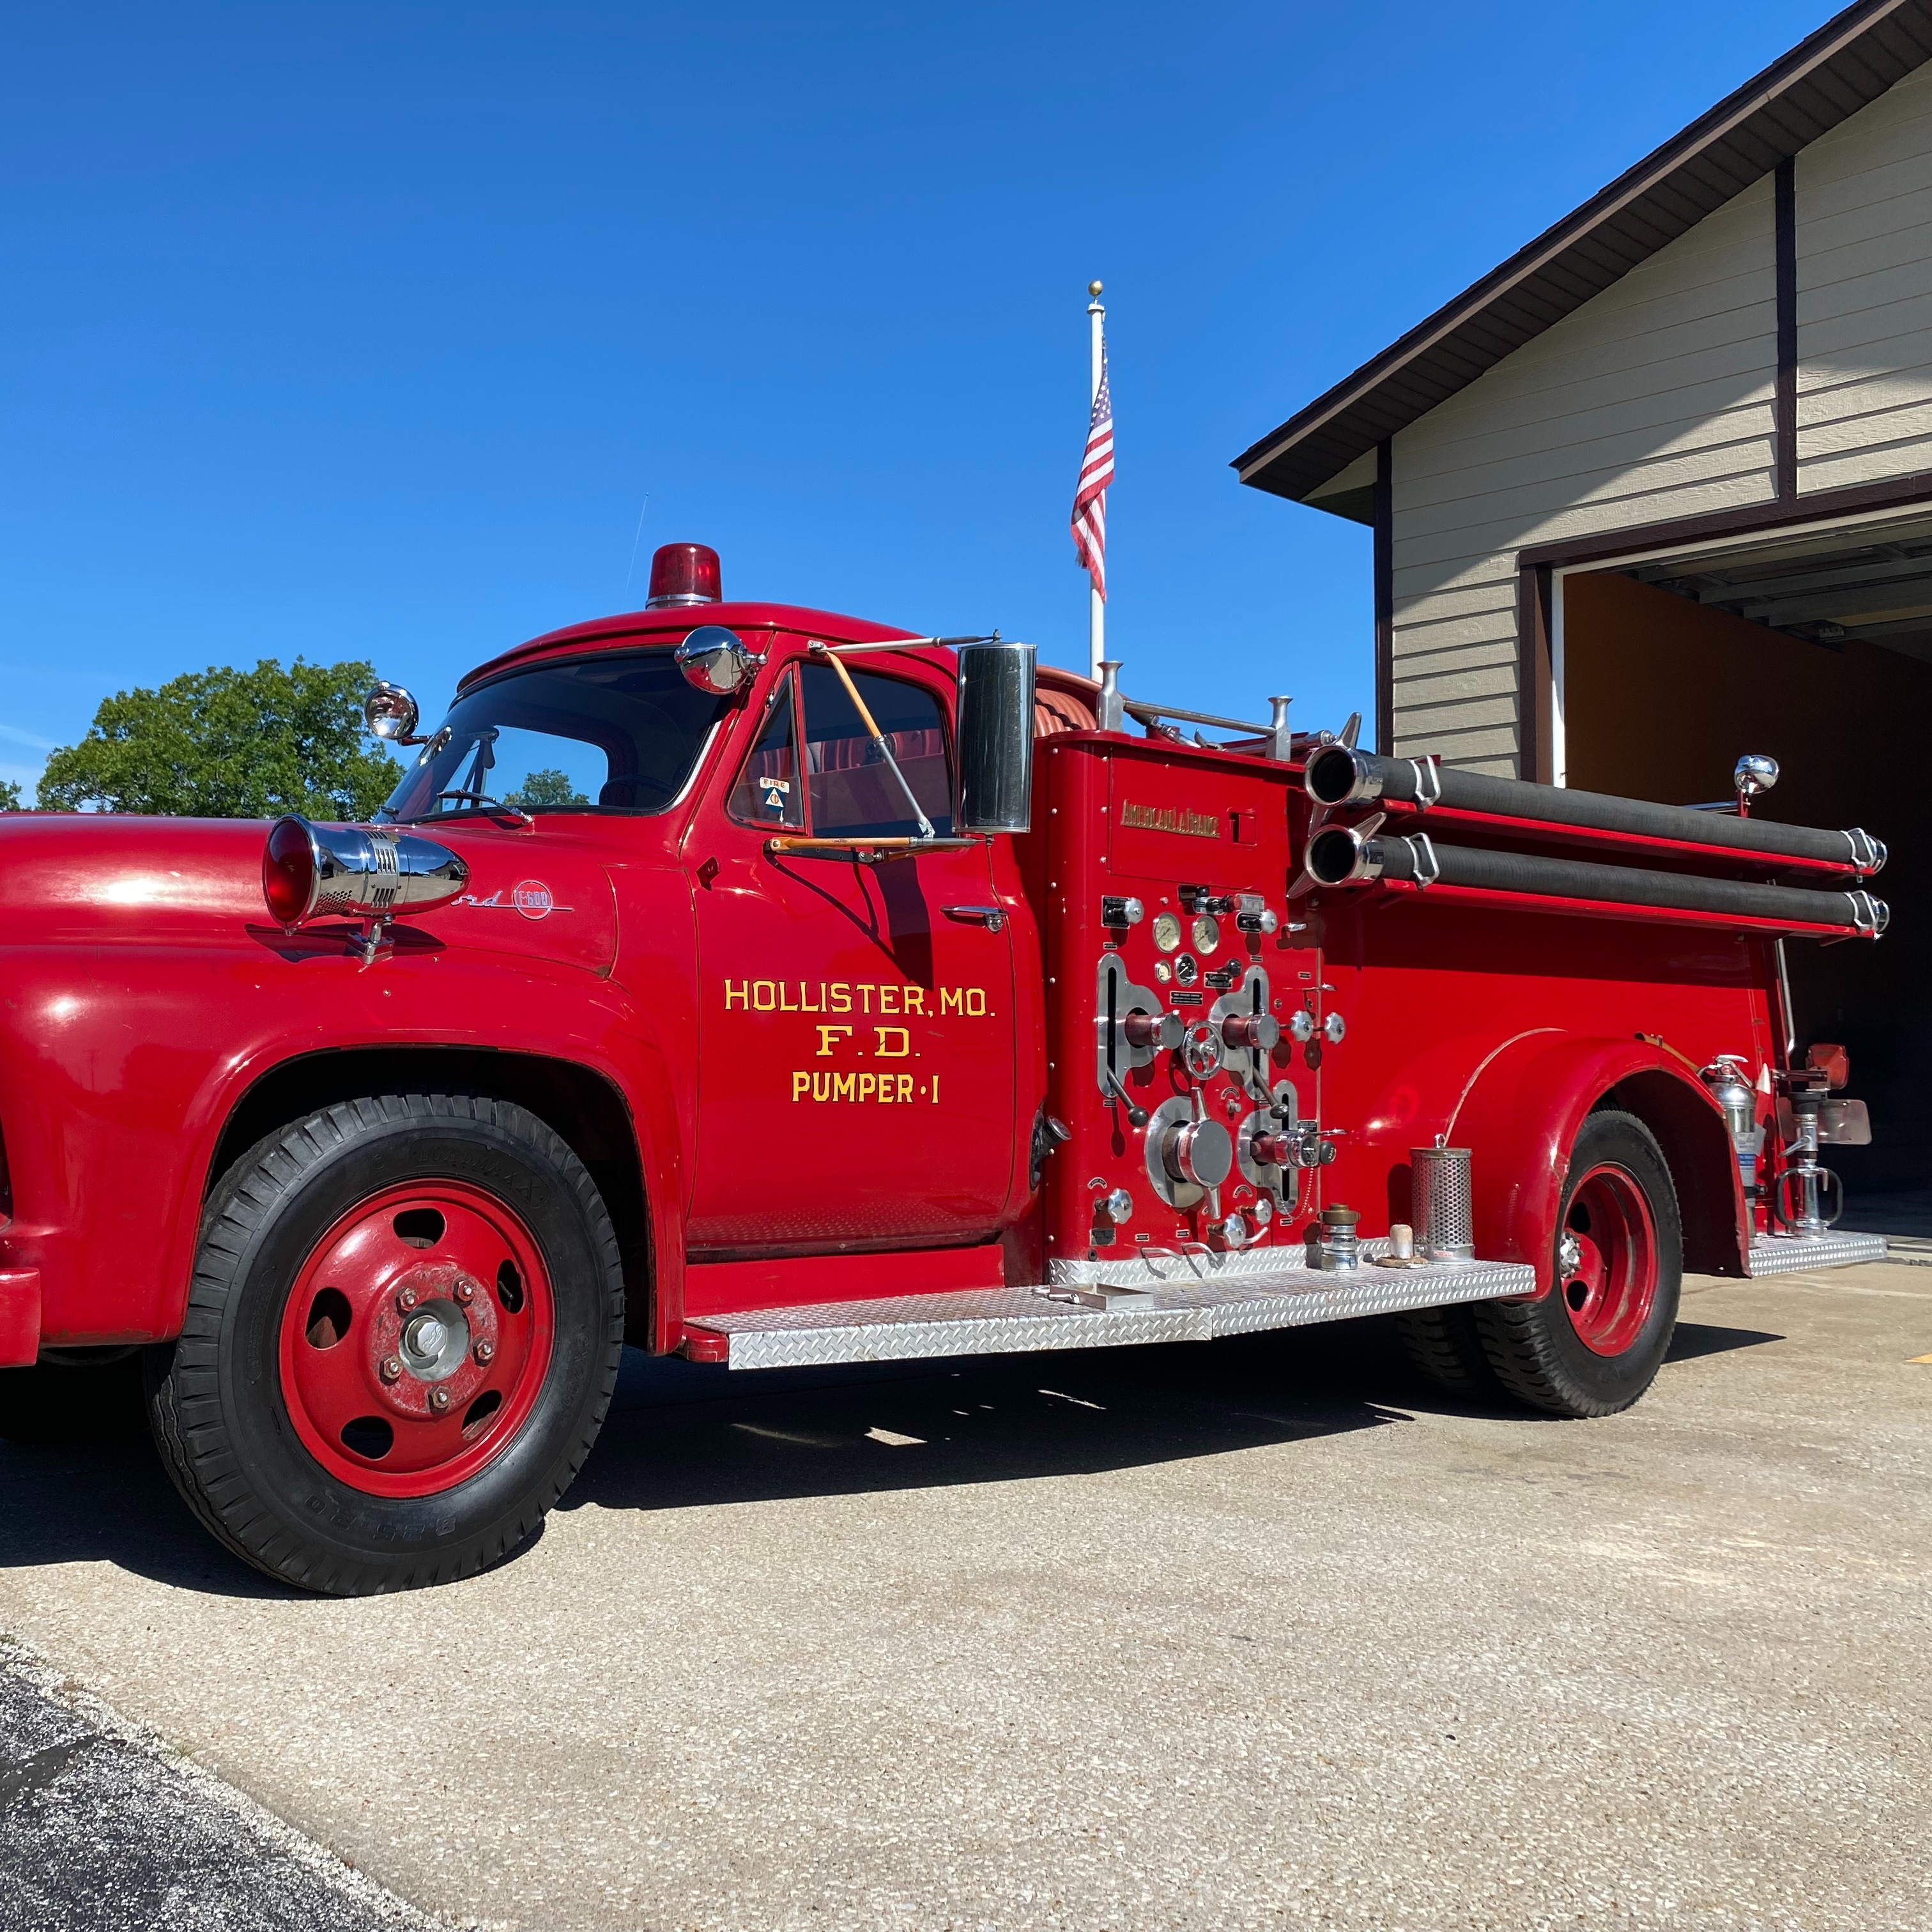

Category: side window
[726, 674, 804, 829]
[800, 663, 955, 838]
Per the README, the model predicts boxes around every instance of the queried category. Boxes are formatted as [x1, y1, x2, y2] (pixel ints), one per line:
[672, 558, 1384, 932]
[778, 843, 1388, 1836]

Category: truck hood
[0, 815, 620, 974]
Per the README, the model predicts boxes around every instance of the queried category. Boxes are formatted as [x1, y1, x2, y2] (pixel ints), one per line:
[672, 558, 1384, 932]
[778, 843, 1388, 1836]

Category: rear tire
[1476, 1109, 1680, 1418]
[146, 1094, 625, 1595]
[1394, 1303, 1499, 1398]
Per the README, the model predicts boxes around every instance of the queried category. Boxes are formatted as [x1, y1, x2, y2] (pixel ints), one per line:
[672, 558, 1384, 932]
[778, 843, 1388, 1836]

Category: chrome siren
[263, 817, 469, 930]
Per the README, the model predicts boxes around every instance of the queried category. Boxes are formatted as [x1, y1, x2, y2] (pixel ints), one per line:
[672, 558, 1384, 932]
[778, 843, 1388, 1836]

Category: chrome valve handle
[1220, 1012, 1281, 1052]
[1124, 1010, 1179, 1051]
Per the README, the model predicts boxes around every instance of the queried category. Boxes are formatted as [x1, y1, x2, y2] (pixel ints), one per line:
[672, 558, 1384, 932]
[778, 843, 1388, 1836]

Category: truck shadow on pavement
[559, 1316, 1783, 1516]
[0, 1320, 1777, 1595]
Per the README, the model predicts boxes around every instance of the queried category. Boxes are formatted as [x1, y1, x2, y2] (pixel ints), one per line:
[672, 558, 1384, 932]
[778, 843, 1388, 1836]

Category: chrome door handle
[943, 904, 1006, 933]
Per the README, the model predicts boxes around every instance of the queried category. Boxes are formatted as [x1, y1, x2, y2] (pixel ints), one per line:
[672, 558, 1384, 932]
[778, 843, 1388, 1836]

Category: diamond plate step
[1744, 1229, 1889, 1275]
[686, 1244, 1537, 1370]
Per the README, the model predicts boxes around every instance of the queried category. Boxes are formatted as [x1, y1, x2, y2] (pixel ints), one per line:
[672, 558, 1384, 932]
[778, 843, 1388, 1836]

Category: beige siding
[1797, 63, 1932, 494]
[1388, 176, 1777, 772]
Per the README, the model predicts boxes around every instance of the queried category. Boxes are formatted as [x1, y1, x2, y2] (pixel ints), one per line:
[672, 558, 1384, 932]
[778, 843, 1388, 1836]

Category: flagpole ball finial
[1089, 280, 1103, 296]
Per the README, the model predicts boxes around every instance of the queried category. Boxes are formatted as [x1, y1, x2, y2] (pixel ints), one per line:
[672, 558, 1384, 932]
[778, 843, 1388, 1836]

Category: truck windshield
[381, 651, 727, 821]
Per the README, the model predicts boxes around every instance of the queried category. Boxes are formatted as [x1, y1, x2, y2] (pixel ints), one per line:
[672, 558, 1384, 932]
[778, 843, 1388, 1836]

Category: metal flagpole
[1087, 280, 1106, 681]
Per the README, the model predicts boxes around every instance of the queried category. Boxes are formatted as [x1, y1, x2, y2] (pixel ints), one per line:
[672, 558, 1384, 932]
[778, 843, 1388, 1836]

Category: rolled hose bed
[1307, 827, 1889, 935]
[1304, 744, 1885, 874]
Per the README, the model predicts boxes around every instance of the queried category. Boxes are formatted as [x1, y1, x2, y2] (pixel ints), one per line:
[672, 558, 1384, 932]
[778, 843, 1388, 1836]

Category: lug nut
[397, 1287, 420, 1312]
[429, 1386, 452, 1413]
[454, 1280, 475, 1305]
[379, 1356, 403, 1383]
[474, 1339, 496, 1365]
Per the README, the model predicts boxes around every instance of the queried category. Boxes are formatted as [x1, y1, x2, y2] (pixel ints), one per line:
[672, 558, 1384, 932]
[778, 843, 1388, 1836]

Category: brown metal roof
[1233, 0, 1932, 503]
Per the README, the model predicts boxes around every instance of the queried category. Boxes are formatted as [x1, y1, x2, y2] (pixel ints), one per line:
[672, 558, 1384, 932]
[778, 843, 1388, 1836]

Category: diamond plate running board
[686, 1245, 1537, 1370]
[1744, 1229, 1889, 1275]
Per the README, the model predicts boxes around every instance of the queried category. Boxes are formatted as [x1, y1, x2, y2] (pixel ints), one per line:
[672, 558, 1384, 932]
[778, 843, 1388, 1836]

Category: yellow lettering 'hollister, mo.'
[723, 980, 984, 1018]
[1120, 800, 1220, 839]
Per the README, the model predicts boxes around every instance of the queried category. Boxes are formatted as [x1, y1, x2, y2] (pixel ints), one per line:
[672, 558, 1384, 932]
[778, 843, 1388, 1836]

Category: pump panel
[1036, 733, 1312, 1269]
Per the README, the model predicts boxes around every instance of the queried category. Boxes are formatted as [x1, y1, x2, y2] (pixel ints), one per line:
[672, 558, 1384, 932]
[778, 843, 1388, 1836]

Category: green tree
[0, 779, 21, 812]
[36, 659, 399, 819]
[505, 767, 590, 809]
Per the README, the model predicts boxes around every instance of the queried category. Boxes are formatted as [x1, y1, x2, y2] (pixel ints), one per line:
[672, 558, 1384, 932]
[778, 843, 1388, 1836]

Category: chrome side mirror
[956, 639, 1036, 834]
[1735, 753, 1779, 799]
[675, 625, 765, 695]
[364, 682, 422, 744]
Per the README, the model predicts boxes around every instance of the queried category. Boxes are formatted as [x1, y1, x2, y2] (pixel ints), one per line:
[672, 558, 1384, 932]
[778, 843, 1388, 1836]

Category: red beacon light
[645, 542, 723, 608]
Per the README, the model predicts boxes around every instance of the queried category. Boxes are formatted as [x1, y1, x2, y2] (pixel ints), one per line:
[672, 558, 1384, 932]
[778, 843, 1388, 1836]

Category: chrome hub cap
[399, 1300, 471, 1382]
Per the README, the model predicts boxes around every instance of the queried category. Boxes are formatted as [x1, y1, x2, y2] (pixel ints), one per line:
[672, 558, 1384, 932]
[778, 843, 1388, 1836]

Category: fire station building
[1238, 0, 1932, 1212]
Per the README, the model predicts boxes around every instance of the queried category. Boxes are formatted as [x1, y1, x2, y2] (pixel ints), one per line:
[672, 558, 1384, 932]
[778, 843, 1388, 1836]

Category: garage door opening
[1560, 511, 1932, 1235]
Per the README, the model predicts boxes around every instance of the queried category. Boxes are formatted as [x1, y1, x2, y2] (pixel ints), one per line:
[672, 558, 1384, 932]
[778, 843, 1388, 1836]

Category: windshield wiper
[423, 790, 535, 827]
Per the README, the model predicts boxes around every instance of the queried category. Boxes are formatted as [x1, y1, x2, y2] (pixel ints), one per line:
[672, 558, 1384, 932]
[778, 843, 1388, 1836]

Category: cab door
[685, 651, 1019, 1254]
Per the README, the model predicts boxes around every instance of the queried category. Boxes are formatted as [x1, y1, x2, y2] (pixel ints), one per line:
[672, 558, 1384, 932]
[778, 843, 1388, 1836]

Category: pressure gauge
[1153, 960, 1172, 983]
[1152, 912, 1183, 954]
[1174, 953, 1199, 987]
[1191, 914, 1220, 953]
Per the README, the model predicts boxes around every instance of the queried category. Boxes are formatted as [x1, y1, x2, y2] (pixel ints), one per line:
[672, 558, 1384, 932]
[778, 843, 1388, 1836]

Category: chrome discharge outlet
[1777, 1085, 1840, 1238]
[1161, 1117, 1234, 1190]
[1303, 1205, 1361, 1272]
[1411, 1146, 1475, 1262]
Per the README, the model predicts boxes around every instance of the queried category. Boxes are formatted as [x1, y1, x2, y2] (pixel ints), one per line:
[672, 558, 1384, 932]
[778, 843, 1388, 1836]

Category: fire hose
[1303, 745, 1885, 875]
[1305, 826, 1889, 935]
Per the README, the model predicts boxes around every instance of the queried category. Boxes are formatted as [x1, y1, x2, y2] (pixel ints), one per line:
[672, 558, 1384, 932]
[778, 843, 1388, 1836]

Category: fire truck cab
[0, 543, 1892, 1594]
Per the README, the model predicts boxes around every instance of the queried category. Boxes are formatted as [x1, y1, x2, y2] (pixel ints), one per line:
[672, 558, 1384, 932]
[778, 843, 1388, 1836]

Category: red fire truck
[0, 543, 1890, 1593]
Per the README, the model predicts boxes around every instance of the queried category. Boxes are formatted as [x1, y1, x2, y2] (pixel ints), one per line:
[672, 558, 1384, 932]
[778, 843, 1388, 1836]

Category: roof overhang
[1234, 0, 1932, 506]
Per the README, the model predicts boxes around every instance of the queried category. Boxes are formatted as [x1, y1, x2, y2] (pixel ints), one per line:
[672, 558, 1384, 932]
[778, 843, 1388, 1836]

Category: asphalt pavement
[1, 1262, 1928, 1931]
[0, 1640, 427, 1931]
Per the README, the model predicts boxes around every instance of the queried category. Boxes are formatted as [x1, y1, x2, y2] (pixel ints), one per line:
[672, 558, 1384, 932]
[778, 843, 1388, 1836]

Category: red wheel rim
[277, 1180, 556, 1499]
[1556, 1163, 1659, 1357]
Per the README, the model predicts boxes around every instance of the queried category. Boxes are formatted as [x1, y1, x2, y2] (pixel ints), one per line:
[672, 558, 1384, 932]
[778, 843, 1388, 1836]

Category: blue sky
[1, 1, 1834, 799]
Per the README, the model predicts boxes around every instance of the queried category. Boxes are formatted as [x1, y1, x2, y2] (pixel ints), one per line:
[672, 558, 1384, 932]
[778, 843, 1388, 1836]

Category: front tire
[1476, 1109, 1680, 1418]
[146, 1094, 625, 1595]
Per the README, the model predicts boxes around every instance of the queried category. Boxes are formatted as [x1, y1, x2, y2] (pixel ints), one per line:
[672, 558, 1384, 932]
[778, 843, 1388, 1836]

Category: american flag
[1071, 341, 1114, 599]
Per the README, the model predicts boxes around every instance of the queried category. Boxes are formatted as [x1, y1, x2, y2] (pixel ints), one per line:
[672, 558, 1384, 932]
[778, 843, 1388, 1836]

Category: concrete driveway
[3, 1262, 1929, 1931]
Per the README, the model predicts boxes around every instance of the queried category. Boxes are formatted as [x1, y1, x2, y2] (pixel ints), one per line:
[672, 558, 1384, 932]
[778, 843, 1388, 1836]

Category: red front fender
[1448, 1034, 1744, 1293]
